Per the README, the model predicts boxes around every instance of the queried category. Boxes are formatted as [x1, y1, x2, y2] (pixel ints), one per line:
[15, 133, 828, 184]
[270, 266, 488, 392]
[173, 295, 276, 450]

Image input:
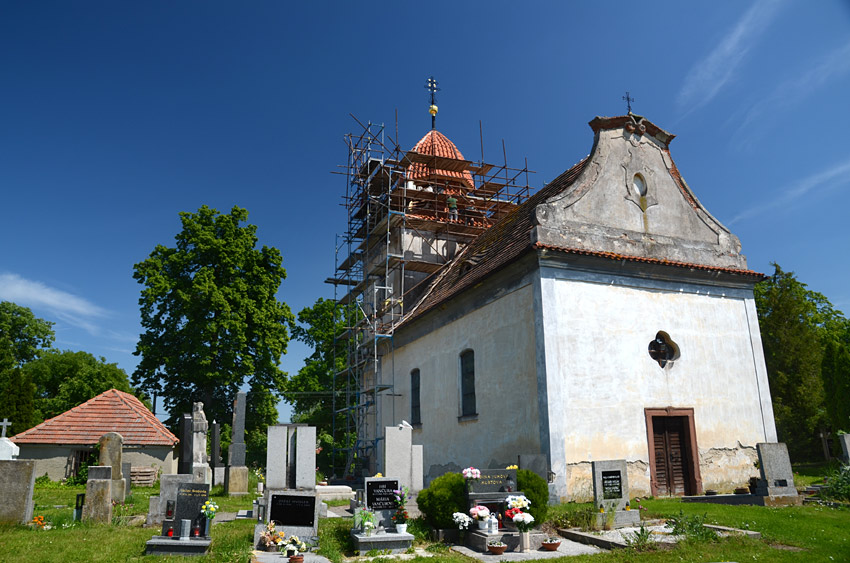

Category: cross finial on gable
[622, 91, 635, 114]
[0, 418, 11, 438]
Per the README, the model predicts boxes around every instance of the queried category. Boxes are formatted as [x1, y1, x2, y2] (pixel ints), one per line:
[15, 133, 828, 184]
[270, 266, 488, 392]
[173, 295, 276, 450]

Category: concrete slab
[253, 552, 331, 563]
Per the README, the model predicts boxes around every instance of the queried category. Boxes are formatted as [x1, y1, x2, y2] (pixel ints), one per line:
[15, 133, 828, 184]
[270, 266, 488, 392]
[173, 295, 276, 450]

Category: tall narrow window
[460, 349, 476, 417]
[411, 369, 421, 425]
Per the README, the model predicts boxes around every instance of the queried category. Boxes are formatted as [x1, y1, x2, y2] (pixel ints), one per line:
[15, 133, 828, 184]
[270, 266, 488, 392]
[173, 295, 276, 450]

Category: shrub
[416, 472, 465, 529]
[822, 463, 850, 502]
[516, 469, 548, 523]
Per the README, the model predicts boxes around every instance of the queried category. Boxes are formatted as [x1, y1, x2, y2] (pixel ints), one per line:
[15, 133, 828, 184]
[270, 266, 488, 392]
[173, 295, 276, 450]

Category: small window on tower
[633, 174, 647, 197]
[648, 331, 680, 368]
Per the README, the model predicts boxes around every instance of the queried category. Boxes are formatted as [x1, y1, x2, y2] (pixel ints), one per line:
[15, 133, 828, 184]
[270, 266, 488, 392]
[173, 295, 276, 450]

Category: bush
[517, 469, 548, 523]
[822, 463, 850, 502]
[416, 472, 465, 529]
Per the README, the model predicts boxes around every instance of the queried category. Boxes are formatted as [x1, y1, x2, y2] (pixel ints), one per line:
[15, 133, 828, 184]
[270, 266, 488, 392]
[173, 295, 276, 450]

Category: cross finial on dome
[425, 76, 440, 129]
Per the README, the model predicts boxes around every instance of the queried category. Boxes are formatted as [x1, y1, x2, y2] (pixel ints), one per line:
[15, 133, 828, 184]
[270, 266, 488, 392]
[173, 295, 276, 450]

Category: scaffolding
[327, 115, 533, 479]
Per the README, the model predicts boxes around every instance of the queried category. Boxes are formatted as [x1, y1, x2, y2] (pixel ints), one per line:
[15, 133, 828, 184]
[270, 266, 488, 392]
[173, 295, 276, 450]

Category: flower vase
[477, 519, 488, 530]
[396, 523, 408, 534]
[520, 532, 530, 553]
[289, 555, 304, 563]
[204, 518, 211, 538]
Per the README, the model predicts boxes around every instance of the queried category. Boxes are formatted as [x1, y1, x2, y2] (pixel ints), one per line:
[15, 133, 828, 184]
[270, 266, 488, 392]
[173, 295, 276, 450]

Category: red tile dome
[407, 129, 475, 190]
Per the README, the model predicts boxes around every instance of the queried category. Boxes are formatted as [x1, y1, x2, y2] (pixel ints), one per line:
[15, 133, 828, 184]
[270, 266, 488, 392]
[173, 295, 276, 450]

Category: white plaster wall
[389, 284, 540, 482]
[541, 271, 776, 499]
[17, 444, 176, 481]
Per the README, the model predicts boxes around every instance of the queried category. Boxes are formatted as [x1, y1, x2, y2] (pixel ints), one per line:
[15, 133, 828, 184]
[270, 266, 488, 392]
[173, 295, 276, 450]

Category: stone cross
[0, 418, 11, 438]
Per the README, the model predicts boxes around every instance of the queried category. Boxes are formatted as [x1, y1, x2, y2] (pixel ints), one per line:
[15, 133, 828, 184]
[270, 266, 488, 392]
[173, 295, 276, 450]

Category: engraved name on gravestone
[473, 469, 516, 492]
[269, 494, 316, 528]
[602, 470, 622, 500]
[366, 479, 399, 510]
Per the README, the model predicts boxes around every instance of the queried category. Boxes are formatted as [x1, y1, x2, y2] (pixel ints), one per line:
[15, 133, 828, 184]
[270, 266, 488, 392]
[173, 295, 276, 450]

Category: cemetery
[1, 405, 849, 562]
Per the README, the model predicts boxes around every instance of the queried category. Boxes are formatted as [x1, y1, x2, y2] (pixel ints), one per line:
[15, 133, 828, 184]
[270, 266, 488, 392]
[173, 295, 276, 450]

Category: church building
[332, 93, 776, 500]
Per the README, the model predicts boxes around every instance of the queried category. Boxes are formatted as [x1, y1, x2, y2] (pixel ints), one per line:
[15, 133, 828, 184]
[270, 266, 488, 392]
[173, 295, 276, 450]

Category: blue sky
[2, 1, 849, 422]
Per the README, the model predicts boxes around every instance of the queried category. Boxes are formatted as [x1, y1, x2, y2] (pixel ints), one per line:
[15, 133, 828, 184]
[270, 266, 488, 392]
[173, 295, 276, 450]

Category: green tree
[23, 349, 137, 421]
[754, 264, 835, 460]
[132, 205, 293, 457]
[821, 320, 850, 434]
[285, 298, 350, 475]
[0, 302, 54, 434]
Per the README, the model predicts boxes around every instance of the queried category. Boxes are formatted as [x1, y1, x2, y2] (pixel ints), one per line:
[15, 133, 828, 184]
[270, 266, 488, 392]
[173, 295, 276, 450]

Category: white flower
[506, 495, 531, 509]
[513, 512, 534, 525]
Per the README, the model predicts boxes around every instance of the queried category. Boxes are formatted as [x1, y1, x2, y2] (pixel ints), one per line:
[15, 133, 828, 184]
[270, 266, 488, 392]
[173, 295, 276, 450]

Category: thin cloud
[729, 157, 850, 225]
[733, 40, 850, 149]
[677, 0, 783, 115]
[0, 273, 108, 331]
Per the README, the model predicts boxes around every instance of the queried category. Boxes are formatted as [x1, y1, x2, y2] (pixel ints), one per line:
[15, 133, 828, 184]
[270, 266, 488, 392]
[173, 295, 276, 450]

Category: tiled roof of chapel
[406, 129, 475, 190]
[401, 116, 765, 326]
[11, 388, 178, 446]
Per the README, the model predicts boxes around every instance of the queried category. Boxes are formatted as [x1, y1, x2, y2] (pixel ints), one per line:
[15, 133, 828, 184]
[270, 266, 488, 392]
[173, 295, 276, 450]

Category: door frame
[644, 407, 702, 496]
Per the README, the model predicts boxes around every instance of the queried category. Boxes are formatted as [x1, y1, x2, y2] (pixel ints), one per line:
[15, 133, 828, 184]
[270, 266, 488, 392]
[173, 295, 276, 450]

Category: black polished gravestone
[161, 482, 210, 537]
[269, 493, 316, 528]
[366, 479, 400, 510]
[466, 469, 519, 515]
[602, 470, 622, 500]
[177, 414, 193, 475]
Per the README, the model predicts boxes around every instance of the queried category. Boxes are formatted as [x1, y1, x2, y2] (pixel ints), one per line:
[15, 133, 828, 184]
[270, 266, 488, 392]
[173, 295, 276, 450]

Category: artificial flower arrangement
[462, 466, 481, 480]
[282, 534, 308, 556]
[452, 512, 472, 530]
[201, 500, 219, 520]
[505, 494, 531, 510]
[258, 522, 286, 550]
[254, 467, 265, 483]
[354, 507, 377, 532]
[469, 505, 490, 521]
[392, 486, 410, 524]
[512, 511, 535, 532]
[505, 464, 518, 470]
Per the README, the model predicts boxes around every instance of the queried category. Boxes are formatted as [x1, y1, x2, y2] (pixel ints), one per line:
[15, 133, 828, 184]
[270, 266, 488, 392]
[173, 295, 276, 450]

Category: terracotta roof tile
[533, 243, 765, 278]
[11, 389, 178, 446]
[407, 129, 475, 189]
[402, 157, 590, 324]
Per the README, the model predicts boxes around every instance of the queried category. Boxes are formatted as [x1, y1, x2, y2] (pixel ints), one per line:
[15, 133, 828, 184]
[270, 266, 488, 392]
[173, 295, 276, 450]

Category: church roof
[11, 388, 178, 447]
[406, 129, 475, 190]
[401, 115, 765, 327]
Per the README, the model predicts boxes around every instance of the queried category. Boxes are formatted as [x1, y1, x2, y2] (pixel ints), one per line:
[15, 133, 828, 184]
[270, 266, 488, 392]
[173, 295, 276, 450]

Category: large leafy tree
[0, 302, 54, 434]
[285, 298, 350, 474]
[23, 350, 137, 421]
[132, 205, 293, 450]
[754, 264, 848, 460]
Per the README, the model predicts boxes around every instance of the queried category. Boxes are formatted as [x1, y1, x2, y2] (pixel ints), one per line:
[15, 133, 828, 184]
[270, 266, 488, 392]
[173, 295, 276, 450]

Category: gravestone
[161, 482, 210, 537]
[146, 482, 212, 556]
[838, 434, 850, 464]
[122, 462, 132, 496]
[591, 460, 639, 528]
[266, 423, 316, 490]
[82, 478, 112, 523]
[466, 468, 518, 515]
[191, 402, 211, 485]
[147, 473, 195, 526]
[365, 477, 400, 528]
[209, 421, 220, 486]
[0, 459, 36, 524]
[254, 490, 320, 548]
[178, 413, 193, 474]
[0, 437, 19, 460]
[383, 424, 424, 493]
[754, 443, 801, 505]
[98, 432, 126, 502]
[225, 392, 249, 495]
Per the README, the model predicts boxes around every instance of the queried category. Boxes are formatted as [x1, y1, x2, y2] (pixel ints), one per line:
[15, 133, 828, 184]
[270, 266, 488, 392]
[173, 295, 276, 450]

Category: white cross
[0, 418, 11, 438]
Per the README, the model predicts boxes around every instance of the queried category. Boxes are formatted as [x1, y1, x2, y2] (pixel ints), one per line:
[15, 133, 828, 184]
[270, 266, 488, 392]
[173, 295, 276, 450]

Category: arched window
[411, 369, 421, 425]
[459, 349, 476, 417]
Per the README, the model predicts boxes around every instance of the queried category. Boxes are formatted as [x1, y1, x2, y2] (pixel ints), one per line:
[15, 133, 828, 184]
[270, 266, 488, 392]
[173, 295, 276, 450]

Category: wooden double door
[646, 409, 701, 496]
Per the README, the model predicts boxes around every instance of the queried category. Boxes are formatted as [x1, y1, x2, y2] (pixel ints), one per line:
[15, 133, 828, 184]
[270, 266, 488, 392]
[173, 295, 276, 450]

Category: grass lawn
[3, 483, 848, 562]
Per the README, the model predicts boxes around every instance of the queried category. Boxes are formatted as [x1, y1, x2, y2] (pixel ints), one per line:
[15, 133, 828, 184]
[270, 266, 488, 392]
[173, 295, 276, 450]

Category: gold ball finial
[429, 104, 438, 117]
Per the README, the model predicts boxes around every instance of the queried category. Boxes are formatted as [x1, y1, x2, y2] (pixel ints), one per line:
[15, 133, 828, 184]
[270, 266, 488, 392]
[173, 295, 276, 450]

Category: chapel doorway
[644, 408, 702, 496]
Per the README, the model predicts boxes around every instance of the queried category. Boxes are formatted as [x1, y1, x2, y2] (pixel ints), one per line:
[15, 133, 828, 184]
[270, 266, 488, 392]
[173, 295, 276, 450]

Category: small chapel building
[368, 113, 777, 500]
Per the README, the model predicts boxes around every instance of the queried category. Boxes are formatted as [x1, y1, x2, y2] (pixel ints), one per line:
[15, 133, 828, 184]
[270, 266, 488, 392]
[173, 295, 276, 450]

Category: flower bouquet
[462, 466, 480, 492]
[512, 512, 535, 533]
[283, 534, 307, 557]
